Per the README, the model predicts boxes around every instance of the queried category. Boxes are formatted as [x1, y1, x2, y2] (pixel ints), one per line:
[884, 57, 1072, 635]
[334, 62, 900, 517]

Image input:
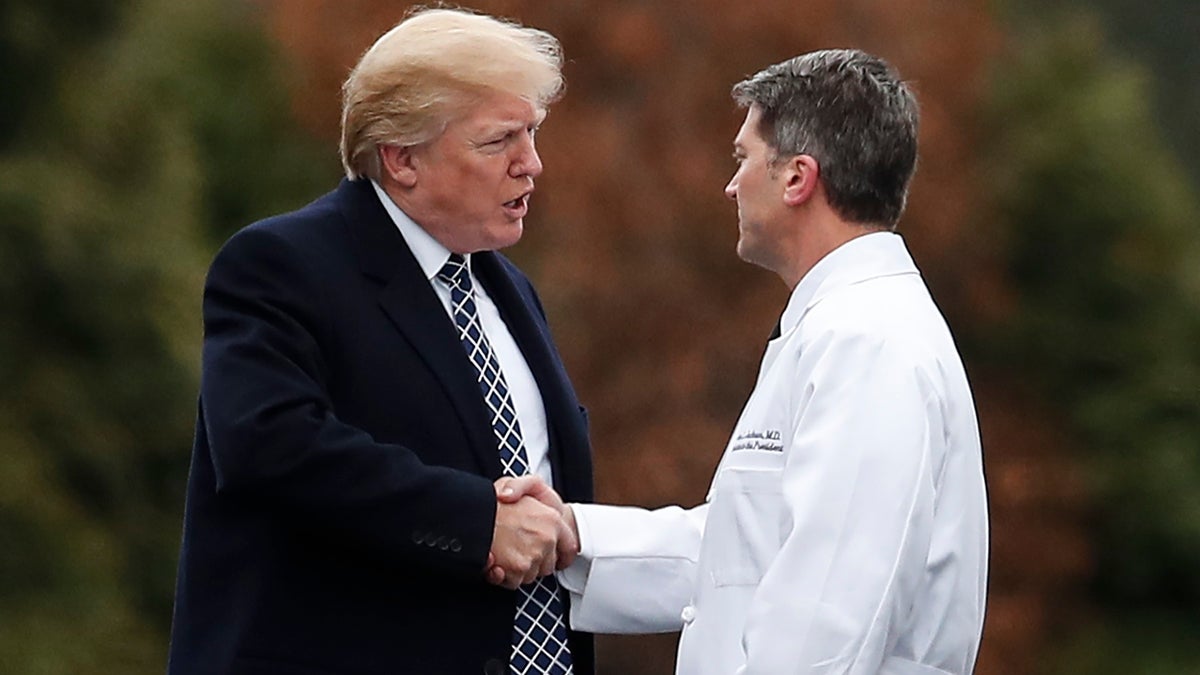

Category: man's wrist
[564, 504, 581, 555]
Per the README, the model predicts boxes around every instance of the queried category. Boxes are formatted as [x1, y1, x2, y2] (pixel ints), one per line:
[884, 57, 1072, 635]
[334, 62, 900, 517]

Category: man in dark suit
[166, 8, 593, 675]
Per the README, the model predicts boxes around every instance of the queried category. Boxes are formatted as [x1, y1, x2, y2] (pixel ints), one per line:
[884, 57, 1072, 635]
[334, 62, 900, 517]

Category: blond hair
[339, 7, 564, 180]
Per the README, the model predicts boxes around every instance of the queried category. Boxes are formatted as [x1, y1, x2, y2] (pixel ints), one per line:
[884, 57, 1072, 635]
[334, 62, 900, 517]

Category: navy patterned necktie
[437, 254, 574, 675]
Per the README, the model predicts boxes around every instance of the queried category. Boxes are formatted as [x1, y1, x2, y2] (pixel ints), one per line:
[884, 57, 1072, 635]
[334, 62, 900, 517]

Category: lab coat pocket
[707, 461, 784, 587]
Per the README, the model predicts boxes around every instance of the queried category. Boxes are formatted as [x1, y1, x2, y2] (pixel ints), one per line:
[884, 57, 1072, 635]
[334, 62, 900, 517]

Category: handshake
[485, 476, 579, 590]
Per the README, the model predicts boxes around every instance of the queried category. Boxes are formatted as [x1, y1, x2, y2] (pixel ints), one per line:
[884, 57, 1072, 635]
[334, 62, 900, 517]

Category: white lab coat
[560, 233, 988, 674]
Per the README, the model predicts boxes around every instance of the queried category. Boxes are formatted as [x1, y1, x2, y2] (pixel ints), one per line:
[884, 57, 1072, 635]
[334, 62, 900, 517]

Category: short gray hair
[732, 49, 919, 229]
[340, 8, 564, 181]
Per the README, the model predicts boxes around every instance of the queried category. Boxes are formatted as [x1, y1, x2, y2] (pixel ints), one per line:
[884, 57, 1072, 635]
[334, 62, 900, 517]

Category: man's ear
[379, 144, 419, 188]
[781, 154, 820, 207]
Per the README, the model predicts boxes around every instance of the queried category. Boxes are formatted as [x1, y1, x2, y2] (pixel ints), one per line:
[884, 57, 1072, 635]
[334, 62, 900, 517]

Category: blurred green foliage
[0, 0, 331, 671]
[1016, 0, 1200, 193]
[984, 8, 1200, 673]
[1043, 611, 1200, 674]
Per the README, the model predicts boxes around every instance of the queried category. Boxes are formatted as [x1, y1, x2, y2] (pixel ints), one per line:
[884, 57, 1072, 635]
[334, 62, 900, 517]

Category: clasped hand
[485, 476, 579, 589]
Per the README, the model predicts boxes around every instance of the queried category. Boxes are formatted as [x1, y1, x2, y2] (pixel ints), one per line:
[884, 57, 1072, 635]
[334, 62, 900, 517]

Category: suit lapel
[474, 253, 577, 491]
[338, 179, 501, 477]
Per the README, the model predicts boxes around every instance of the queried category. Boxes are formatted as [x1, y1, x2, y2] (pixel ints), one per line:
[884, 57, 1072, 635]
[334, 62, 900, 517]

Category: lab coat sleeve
[738, 329, 940, 674]
[558, 502, 708, 633]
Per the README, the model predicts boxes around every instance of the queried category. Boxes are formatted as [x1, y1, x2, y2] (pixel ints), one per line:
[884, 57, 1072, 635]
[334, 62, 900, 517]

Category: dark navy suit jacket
[167, 178, 595, 675]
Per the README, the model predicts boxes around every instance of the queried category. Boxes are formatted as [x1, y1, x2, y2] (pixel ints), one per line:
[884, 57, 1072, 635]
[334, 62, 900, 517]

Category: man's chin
[736, 240, 775, 273]
[735, 238, 756, 264]
[488, 221, 525, 250]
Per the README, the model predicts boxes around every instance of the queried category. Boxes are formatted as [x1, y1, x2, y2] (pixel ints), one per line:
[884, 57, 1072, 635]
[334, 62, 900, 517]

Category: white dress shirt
[561, 232, 989, 675]
[371, 180, 553, 486]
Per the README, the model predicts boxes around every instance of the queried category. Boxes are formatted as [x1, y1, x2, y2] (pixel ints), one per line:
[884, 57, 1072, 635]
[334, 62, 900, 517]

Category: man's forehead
[732, 109, 761, 147]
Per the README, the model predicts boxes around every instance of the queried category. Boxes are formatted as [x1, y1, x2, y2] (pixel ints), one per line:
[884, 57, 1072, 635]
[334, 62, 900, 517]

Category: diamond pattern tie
[437, 254, 574, 675]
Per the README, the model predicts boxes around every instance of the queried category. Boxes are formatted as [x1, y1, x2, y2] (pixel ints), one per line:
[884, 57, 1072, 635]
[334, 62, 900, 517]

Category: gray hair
[732, 49, 919, 229]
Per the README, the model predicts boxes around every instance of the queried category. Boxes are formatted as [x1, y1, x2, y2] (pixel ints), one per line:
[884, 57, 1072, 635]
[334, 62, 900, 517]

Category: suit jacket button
[411, 530, 424, 544]
[437, 537, 450, 551]
[484, 657, 505, 675]
[450, 539, 462, 553]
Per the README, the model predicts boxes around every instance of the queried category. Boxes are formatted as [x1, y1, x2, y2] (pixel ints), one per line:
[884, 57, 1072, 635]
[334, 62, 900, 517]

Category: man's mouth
[503, 193, 530, 217]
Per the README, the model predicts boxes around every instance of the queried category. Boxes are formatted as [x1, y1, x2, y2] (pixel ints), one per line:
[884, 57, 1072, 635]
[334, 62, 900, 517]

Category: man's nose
[511, 136, 543, 178]
[724, 177, 737, 200]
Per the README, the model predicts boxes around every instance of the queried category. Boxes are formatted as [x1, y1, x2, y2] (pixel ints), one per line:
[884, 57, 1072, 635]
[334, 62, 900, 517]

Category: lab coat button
[680, 605, 696, 623]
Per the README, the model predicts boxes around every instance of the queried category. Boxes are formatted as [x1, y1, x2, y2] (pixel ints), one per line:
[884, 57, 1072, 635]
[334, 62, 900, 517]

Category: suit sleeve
[199, 225, 497, 578]
[738, 329, 940, 674]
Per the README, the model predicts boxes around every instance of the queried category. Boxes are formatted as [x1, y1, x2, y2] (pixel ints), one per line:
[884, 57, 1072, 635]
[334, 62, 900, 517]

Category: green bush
[984, 10, 1200, 672]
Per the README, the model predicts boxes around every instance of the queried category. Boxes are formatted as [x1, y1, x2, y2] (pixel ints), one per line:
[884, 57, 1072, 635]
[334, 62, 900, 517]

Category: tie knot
[437, 253, 470, 290]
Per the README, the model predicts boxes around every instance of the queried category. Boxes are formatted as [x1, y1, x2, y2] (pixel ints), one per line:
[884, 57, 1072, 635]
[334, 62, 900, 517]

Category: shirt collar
[778, 231, 919, 335]
[370, 179, 470, 280]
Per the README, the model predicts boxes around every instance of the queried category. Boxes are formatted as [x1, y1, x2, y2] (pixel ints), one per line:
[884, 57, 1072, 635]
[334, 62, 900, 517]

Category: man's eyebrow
[483, 117, 541, 133]
[472, 121, 520, 138]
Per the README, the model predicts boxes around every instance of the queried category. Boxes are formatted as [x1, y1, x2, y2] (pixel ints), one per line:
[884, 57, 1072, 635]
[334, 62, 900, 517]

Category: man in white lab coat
[494, 49, 989, 675]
